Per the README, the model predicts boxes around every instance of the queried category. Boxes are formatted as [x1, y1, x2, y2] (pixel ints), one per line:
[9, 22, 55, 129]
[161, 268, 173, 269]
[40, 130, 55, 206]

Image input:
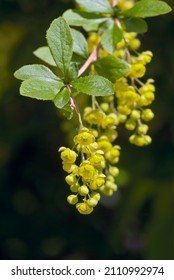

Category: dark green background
[0, 0, 174, 259]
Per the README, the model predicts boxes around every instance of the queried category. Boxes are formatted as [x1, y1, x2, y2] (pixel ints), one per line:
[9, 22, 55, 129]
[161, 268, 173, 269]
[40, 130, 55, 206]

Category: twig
[78, 47, 98, 77]
[112, 0, 118, 7]
[66, 84, 83, 127]
[114, 17, 121, 28]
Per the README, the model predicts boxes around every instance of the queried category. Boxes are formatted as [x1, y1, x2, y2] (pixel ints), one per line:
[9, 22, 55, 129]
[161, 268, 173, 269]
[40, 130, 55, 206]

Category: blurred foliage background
[0, 0, 174, 260]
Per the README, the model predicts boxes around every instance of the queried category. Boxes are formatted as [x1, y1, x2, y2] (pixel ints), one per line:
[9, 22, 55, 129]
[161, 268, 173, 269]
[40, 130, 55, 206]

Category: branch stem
[78, 46, 99, 77]
[112, 0, 118, 7]
[66, 84, 83, 127]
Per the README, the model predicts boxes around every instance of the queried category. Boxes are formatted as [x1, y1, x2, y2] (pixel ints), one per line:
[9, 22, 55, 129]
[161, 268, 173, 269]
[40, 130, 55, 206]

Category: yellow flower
[87, 33, 101, 53]
[100, 185, 113, 196]
[130, 63, 146, 78]
[70, 183, 80, 193]
[118, 0, 134, 11]
[137, 51, 153, 64]
[90, 176, 105, 190]
[101, 113, 119, 129]
[86, 198, 98, 207]
[97, 137, 112, 153]
[141, 109, 154, 121]
[117, 89, 139, 106]
[129, 134, 152, 146]
[138, 92, 155, 106]
[117, 105, 131, 115]
[62, 163, 78, 173]
[104, 129, 118, 142]
[139, 82, 155, 94]
[137, 124, 149, 135]
[67, 195, 78, 205]
[109, 166, 119, 177]
[99, 49, 109, 58]
[65, 174, 77, 185]
[76, 202, 93, 215]
[78, 185, 89, 196]
[78, 162, 96, 181]
[84, 109, 105, 126]
[91, 192, 100, 201]
[115, 78, 129, 92]
[105, 146, 120, 164]
[79, 142, 98, 154]
[60, 148, 77, 164]
[125, 118, 136, 130]
[89, 153, 105, 169]
[130, 109, 141, 120]
[129, 38, 141, 50]
[74, 129, 95, 146]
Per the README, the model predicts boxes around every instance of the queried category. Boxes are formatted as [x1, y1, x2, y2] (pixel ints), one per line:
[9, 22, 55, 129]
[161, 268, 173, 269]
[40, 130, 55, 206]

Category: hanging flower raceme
[59, 126, 120, 214]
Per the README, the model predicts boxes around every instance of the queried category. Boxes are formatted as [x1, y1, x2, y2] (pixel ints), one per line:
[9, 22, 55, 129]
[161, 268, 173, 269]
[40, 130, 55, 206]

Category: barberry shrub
[14, 0, 172, 215]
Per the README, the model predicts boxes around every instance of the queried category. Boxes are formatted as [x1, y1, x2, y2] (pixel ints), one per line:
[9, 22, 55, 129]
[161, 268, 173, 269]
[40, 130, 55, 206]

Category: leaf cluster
[14, 0, 172, 114]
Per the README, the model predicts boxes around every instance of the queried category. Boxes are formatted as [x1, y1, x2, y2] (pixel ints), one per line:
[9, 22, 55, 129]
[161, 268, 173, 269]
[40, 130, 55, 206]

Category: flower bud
[137, 124, 149, 135]
[109, 166, 119, 177]
[65, 174, 76, 185]
[67, 195, 78, 205]
[78, 185, 89, 196]
[141, 109, 154, 121]
[87, 198, 98, 207]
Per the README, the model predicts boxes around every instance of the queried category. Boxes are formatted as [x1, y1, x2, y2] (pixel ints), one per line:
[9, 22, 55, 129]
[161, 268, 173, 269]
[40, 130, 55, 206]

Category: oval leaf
[122, 0, 172, 18]
[101, 23, 123, 53]
[33, 47, 56, 67]
[75, 0, 113, 14]
[14, 64, 58, 81]
[63, 9, 107, 31]
[20, 78, 64, 100]
[54, 87, 70, 108]
[94, 56, 130, 82]
[46, 17, 73, 76]
[124, 18, 148, 33]
[72, 75, 114, 96]
[71, 28, 88, 58]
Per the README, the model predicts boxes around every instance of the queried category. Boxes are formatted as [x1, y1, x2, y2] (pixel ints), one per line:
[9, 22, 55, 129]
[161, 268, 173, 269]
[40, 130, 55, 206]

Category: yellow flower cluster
[115, 57, 155, 146]
[59, 124, 120, 214]
[83, 106, 120, 196]
[87, 17, 155, 147]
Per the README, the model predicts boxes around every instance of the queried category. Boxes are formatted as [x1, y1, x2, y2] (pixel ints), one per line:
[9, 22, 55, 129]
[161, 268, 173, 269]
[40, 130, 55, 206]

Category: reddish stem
[112, 0, 118, 7]
[115, 17, 121, 28]
[66, 84, 83, 126]
[78, 47, 98, 77]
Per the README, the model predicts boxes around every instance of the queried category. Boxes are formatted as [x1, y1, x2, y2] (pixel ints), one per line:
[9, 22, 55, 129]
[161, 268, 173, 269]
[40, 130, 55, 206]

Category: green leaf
[123, 18, 148, 33]
[94, 56, 130, 82]
[14, 64, 58, 81]
[62, 105, 73, 120]
[75, 0, 113, 14]
[70, 28, 88, 58]
[33, 47, 56, 67]
[46, 17, 73, 77]
[63, 9, 107, 31]
[72, 75, 114, 96]
[53, 87, 70, 108]
[71, 53, 86, 67]
[101, 22, 123, 53]
[66, 62, 79, 82]
[20, 78, 64, 100]
[122, 0, 172, 18]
